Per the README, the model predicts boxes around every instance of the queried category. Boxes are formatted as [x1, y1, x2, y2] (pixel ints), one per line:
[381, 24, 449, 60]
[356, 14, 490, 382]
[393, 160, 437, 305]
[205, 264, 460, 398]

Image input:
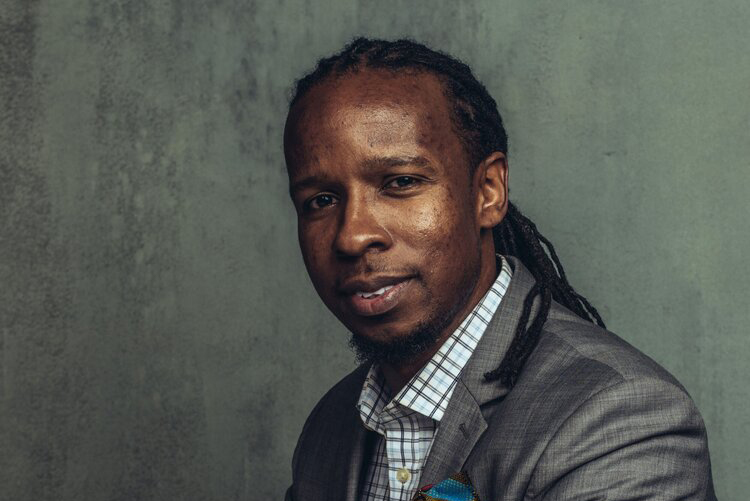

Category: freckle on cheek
[411, 206, 440, 233]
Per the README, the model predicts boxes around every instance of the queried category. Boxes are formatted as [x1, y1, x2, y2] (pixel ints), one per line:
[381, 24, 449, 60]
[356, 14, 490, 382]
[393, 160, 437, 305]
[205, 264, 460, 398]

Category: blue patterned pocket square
[412, 472, 480, 501]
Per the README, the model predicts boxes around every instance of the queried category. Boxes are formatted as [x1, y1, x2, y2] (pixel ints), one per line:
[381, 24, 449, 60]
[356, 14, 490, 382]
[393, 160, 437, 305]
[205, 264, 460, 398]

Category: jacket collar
[419, 256, 537, 484]
[460, 256, 537, 406]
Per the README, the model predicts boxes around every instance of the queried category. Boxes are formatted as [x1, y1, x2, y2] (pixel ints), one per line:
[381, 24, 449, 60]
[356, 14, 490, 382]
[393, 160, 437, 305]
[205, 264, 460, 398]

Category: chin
[347, 315, 449, 366]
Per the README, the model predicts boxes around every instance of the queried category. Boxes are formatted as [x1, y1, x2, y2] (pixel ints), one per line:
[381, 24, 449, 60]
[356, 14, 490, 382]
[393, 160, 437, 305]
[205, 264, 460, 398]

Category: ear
[474, 152, 508, 229]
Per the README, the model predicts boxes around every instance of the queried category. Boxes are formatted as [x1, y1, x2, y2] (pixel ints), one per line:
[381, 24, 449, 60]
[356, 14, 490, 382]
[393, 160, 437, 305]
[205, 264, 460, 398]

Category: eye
[384, 176, 419, 189]
[304, 193, 337, 211]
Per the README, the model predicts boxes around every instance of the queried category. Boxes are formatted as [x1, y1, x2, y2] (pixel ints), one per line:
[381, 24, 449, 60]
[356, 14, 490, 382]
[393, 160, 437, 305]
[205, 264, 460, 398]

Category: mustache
[334, 263, 421, 286]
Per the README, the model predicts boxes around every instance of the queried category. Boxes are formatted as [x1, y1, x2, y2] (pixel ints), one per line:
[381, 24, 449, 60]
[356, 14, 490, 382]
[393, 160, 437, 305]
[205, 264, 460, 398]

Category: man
[283, 38, 715, 501]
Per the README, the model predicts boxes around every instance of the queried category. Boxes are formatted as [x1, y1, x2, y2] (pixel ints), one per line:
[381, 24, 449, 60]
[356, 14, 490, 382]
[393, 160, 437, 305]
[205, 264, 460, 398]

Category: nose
[334, 195, 392, 257]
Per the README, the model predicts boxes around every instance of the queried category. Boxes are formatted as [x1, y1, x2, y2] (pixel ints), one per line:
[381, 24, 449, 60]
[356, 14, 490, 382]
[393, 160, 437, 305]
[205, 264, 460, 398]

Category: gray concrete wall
[1, 1, 747, 499]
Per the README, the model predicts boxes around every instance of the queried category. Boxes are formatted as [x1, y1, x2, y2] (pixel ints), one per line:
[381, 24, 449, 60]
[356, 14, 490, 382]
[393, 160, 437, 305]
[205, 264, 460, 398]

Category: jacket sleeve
[529, 377, 715, 500]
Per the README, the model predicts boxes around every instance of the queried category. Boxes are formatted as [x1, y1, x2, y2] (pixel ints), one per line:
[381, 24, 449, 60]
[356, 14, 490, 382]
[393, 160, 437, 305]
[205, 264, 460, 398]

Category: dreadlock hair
[288, 37, 606, 388]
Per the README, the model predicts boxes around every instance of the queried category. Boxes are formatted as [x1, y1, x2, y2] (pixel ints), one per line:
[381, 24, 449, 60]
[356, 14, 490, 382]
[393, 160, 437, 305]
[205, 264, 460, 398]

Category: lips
[340, 277, 413, 316]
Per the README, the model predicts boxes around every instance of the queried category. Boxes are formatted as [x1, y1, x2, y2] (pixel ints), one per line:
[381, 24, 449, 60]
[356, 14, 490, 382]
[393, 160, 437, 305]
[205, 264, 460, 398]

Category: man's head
[284, 39, 509, 365]
[283, 38, 605, 384]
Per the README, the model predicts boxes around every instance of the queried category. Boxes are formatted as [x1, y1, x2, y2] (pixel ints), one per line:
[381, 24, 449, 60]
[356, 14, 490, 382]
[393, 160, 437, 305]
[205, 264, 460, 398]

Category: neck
[380, 245, 498, 394]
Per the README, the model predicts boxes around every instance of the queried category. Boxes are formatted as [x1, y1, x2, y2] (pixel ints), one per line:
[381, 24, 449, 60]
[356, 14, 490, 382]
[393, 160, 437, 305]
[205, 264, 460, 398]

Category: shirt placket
[381, 404, 422, 501]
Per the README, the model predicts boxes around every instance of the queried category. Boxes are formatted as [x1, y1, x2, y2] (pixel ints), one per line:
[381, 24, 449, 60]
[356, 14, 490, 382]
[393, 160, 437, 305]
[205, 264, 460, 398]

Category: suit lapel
[344, 416, 369, 501]
[460, 256, 537, 407]
[420, 257, 537, 485]
[419, 380, 487, 485]
[296, 404, 368, 501]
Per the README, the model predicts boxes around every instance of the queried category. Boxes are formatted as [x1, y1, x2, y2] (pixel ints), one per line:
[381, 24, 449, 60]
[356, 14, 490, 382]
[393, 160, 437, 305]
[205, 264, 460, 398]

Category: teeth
[357, 284, 395, 299]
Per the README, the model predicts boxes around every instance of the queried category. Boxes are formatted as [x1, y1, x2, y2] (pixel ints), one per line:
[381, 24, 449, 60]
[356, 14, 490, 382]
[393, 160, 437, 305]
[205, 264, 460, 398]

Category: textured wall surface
[1, 1, 748, 499]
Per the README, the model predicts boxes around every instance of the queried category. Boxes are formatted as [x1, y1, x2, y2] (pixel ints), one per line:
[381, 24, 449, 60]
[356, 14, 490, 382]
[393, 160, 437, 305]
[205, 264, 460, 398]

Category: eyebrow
[361, 155, 436, 173]
[289, 155, 436, 195]
[289, 174, 332, 196]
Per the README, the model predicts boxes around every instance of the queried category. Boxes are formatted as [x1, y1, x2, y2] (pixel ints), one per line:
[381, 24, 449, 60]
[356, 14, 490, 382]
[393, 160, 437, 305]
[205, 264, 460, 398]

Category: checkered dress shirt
[356, 256, 513, 501]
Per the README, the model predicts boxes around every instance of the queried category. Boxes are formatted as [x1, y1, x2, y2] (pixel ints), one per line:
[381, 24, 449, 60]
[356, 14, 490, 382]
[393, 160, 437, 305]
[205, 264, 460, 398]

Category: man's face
[284, 70, 493, 362]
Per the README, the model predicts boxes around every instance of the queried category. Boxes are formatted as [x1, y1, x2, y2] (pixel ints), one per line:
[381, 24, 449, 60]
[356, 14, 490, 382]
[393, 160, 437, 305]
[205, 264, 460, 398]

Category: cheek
[408, 192, 480, 290]
[406, 205, 441, 240]
[298, 222, 329, 281]
[398, 189, 477, 256]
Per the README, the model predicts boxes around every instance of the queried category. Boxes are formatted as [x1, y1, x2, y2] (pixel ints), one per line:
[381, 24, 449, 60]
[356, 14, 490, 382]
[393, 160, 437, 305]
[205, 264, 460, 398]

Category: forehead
[291, 68, 452, 123]
[284, 69, 462, 167]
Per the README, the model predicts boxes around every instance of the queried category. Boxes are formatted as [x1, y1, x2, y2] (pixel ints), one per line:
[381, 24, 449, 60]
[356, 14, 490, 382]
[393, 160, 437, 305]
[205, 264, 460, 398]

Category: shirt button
[396, 468, 411, 484]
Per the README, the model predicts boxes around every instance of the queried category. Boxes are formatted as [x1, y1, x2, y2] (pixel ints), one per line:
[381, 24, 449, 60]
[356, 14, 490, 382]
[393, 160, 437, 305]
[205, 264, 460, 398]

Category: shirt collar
[357, 255, 513, 428]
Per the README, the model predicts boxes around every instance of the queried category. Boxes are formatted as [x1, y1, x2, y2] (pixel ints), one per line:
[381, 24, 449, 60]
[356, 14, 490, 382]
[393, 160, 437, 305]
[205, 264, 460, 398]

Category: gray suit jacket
[286, 257, 716, 500]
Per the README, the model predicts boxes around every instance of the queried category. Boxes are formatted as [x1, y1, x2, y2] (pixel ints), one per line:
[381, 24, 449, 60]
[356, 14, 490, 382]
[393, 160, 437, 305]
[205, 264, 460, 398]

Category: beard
[348, 314, 450, 366]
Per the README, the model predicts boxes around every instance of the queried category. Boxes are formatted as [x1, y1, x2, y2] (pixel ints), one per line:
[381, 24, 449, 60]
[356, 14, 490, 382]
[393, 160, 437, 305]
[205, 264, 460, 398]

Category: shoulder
[304, 362, 370, 422]
[507, 300, 703, 437]
[491, 301, 701, 442]
[290, 362, 370, 468]
[507, 303, 713, 498]
[528, 301, 688, 393]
